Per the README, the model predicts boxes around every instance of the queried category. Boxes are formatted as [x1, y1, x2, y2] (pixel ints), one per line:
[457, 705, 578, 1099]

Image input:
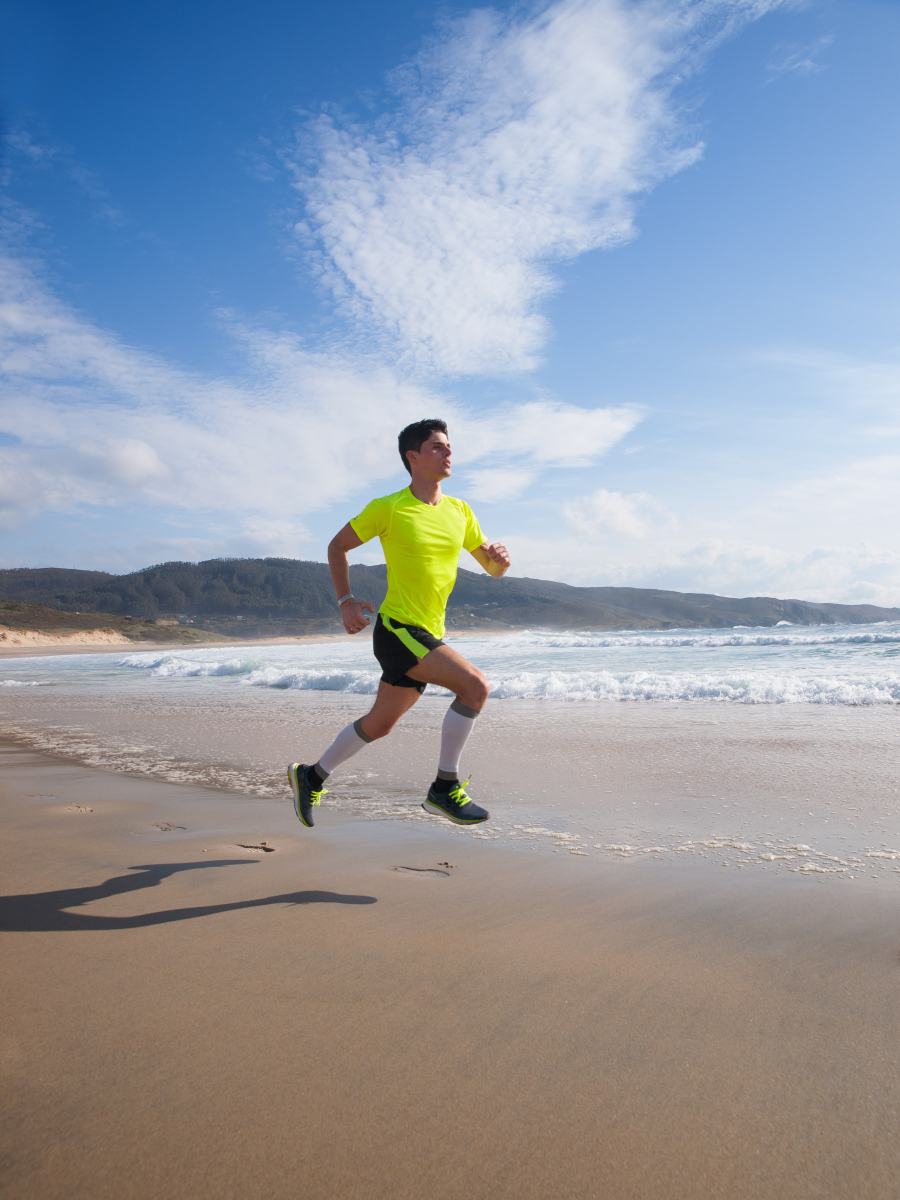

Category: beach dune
[0, 626, 134, 649]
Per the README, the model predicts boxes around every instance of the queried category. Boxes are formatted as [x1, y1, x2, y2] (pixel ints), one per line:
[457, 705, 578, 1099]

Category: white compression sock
[437, 699, 479, 777]
[317, 719, 373, 777]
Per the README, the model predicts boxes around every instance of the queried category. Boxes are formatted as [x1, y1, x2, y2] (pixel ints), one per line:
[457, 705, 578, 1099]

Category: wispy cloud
[759, 345, 900, 409]
[1, 127, 126, 225]
[766, 34, 832, 79]
[458, 400, 641, 500]
[290, 0, 785, 377]
[0, 250, 638, 534]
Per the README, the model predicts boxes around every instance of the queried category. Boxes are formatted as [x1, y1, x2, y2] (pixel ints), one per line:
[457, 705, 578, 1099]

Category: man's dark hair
[398, 419, 448, 475]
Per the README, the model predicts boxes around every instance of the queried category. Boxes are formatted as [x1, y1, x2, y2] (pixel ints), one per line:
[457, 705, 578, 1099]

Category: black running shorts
[372, 613, 444, 693]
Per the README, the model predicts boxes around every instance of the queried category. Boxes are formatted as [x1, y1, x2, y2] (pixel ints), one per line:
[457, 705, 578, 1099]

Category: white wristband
[337, 593, 355, 608]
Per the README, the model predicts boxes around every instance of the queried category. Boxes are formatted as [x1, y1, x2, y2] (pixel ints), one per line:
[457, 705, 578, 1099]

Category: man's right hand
[341, 600, 375, 635]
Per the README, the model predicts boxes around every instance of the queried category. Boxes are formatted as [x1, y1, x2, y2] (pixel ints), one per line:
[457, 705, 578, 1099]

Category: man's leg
[407, 645, 491, 823]
[288, 682, 421, 827]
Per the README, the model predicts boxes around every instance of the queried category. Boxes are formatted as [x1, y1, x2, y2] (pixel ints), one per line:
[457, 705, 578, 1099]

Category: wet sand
[2, 737, 900, 1199]
[4, 681, 900, 880]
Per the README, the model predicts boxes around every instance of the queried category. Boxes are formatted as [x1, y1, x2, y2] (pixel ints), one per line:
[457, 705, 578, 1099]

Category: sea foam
[487, 669, 900, 704]
[508, 629, 900, 650]
[245, 666, 381, 692]
[119, 654, 261, 677]
[106, 622, 900, 706]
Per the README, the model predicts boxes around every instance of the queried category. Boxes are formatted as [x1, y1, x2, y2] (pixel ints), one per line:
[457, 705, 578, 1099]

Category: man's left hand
[484, 542, 511, 568]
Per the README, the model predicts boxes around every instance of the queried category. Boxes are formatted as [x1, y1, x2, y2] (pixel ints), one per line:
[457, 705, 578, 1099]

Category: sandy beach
[0, 632, 359, 658]
[0, 626, 512, 659]
[3, 698, 900, 1198]
[4, 0, 895, 1192]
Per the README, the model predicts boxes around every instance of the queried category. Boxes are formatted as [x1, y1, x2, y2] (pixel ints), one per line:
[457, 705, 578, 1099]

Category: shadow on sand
[0, 859, 377, 931]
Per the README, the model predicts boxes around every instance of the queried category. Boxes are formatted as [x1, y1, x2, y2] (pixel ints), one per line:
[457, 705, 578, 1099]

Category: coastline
[3, 737, 900, 1198]
[0, 626, 513, 658]
[0, 633, 353, 658]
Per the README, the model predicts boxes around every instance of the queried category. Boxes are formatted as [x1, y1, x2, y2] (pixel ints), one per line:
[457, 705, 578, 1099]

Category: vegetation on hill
[0, 559, 897, 633]
[0, 599, 226, 644]
[0, 560, 382, 621]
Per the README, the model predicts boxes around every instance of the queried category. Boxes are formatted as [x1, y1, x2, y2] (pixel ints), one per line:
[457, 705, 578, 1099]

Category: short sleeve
[461, 502, 485, 553]
[350, 497, 387, 544]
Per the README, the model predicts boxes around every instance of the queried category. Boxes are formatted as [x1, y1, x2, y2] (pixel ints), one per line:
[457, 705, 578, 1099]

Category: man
[288, 418, 511, 828]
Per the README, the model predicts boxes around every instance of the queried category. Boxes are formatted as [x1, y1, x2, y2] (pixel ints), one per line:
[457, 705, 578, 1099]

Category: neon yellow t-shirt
[350, 487, 485, 638]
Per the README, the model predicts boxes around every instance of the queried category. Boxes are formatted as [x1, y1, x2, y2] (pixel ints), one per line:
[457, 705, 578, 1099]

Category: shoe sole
[422, 799, 489, 825]
[287, 763, 314, 827]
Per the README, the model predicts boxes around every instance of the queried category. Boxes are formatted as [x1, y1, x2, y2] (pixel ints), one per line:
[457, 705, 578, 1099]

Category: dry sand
[0, 625, 509, 658]
[2, 737, 900, 1199]
[0, 627, 135, 651]
[0, 632, 355, 658]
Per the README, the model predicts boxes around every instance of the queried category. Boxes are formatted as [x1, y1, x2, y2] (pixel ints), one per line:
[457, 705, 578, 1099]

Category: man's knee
[358, 714, 393, 740]
[458, 670, 489, 711]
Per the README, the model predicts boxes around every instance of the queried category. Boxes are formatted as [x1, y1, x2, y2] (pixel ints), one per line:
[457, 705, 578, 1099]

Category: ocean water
[3, 620, 898, 704]
[2, 623, 899, 883]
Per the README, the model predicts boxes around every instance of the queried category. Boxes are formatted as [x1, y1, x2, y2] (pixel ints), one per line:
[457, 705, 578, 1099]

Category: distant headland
[0, 559, 896, 642]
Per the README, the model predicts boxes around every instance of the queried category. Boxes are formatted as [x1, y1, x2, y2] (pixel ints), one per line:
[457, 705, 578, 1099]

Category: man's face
[408, 430, 452, 479]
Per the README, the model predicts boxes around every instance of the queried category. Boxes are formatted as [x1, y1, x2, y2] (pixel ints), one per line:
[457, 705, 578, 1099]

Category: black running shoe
[422, 778, 489, 825]
[287, 762, 327, 827]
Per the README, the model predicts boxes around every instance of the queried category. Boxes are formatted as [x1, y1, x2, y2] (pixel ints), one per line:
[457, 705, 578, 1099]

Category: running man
[288, 419, 510, 828]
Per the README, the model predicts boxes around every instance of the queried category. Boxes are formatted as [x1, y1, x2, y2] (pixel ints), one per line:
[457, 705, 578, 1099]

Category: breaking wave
[99, 626, 900, 705]
[245, 666, 381, 692]
[488, 669, 900, 704]
[118, 653, 263, 677]
[510, 628, 900, 650]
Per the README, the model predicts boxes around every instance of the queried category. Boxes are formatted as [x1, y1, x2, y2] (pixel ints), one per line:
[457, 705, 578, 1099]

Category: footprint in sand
[153, 823, 186, 832]
[65, 804, 93, 813]
[236, 842, 276, 853]
[392, 866, 450, 878]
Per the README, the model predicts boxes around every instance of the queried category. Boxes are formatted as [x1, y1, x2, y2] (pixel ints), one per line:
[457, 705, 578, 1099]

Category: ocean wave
[118, 653, 261, 677]
[487, 669, 900, 704]
[0, 680, 40, 687]
[118, 653, 170, 668]
[510, 628, 900, 650]
[245, 666, 382, 693]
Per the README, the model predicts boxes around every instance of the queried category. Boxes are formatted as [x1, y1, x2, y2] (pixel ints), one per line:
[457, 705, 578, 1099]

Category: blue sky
[1, 0, 898, 603]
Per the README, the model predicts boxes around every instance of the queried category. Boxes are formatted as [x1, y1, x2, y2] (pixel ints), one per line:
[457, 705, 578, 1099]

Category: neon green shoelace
[447, 778, 471, 806]
[310, 787, 327, 806]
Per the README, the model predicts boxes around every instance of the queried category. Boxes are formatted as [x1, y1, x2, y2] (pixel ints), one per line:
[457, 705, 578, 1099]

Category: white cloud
[512, 436, 900, 604]
[454, 399, 642, 499]
[563, 486, 661, 538]
[463, 467, 539, 505]
[506, 533, 900, 607]
[292, 0, 784, 376]
[0, 250, 636, 534]
[84, 439, 172, 485]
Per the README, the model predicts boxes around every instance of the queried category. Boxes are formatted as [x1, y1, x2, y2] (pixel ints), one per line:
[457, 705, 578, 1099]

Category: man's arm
[328, 522, 375, 635]
[469, 542, 511, 579]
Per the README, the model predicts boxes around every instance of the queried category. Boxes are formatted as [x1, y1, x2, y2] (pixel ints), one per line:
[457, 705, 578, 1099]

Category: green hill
[0, 559, 897, 634]
[0, 599, 225, 644]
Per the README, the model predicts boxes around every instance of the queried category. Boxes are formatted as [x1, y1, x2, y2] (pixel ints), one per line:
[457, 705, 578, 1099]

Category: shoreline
[0, 633, 354, 658]
[3, 737, 900, 1198]
[3, 683, 899, 884]
[0, 625, 515, 658]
